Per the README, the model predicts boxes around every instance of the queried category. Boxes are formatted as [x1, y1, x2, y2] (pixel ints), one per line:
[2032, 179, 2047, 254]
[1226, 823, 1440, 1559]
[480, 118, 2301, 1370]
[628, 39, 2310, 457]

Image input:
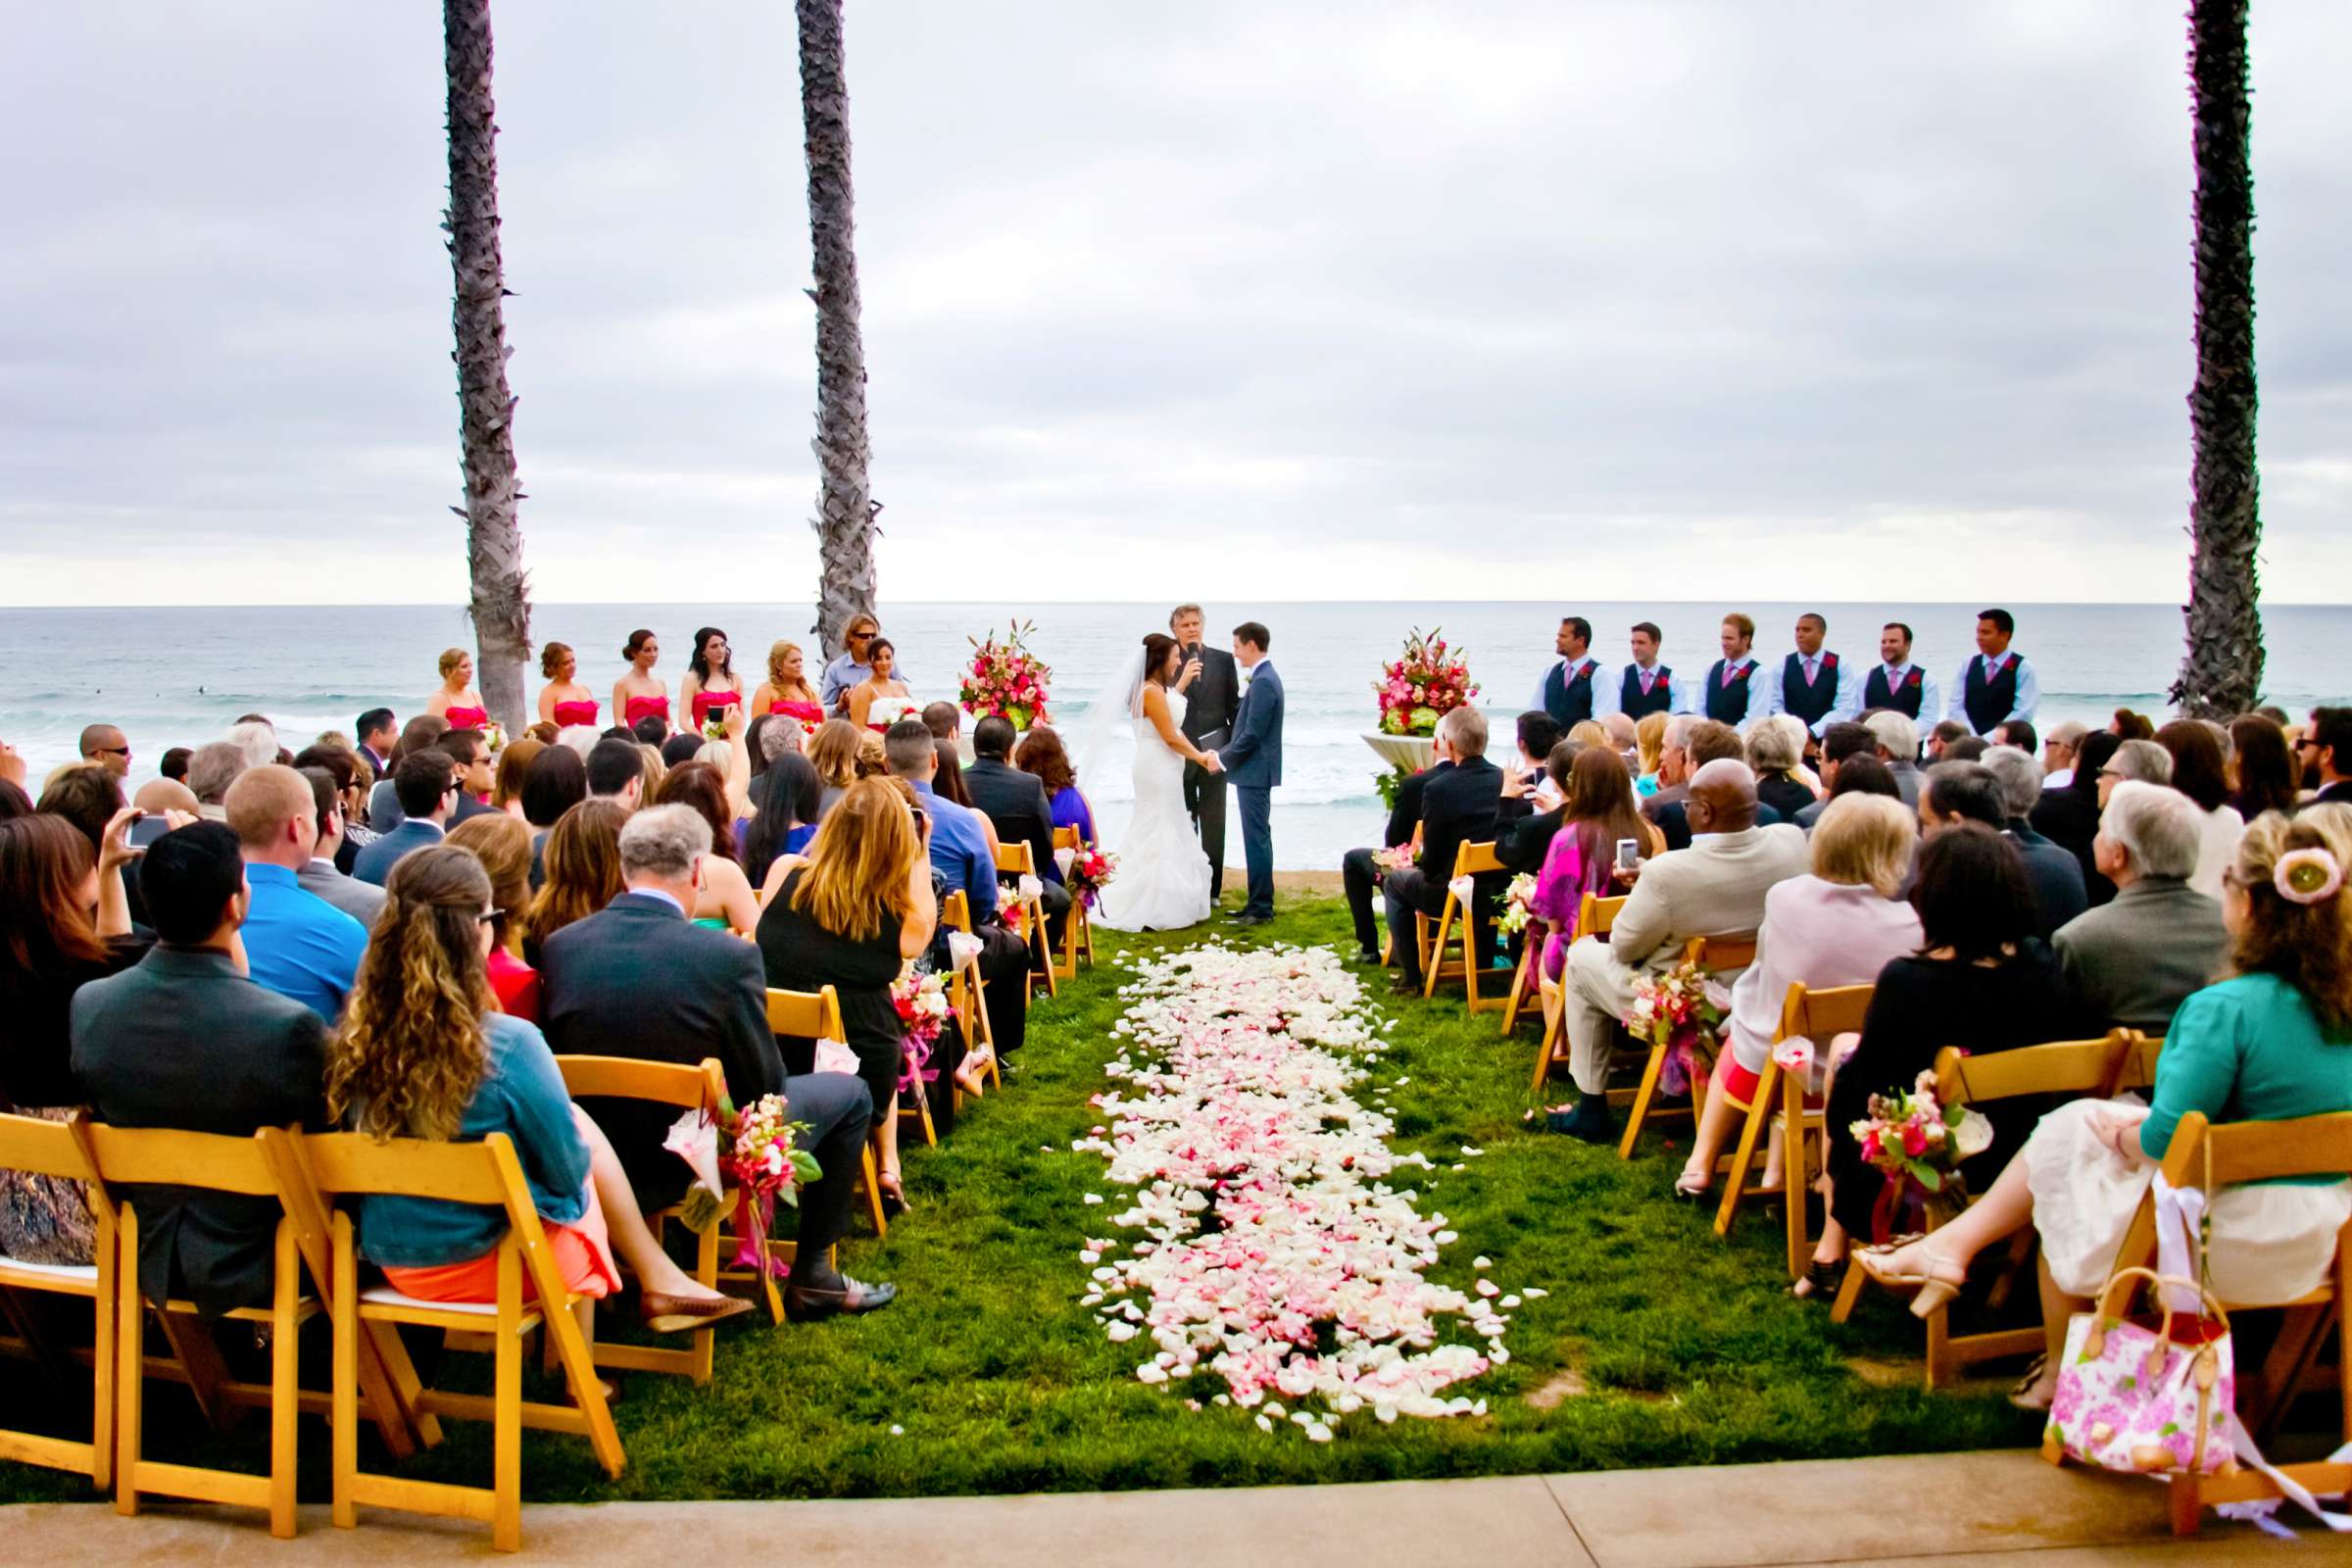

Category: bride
[1090, 632, 1217, 932]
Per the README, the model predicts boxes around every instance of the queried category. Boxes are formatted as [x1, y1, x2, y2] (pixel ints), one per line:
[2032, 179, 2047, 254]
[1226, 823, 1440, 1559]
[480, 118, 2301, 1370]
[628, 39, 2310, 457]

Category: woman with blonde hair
[520, 798, 628, 958]
[1566, 719, 1608, 751]
[447, 811, 541, 1021]
[752, 640, 824, 727]
[807, 718, 862, 818]
[1748, 714, 1820, 822]
[1672, 795, 1923, 1231]
[425, 647, 488, 731]
[1860, 805, 2352, 1406]
[756, 777, 941, 1214]
[534, 642, 598, 729]
[329, 847, 748, 1332]
[1634, 710, 1669, 796]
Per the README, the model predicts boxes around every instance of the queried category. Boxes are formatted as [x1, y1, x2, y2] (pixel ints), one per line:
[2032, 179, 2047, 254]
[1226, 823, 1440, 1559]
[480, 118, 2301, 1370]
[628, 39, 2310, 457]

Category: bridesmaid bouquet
[1848, 1070, 1994, 1236]
[1375, 627, 1480, 737]
[960, 620, 1053, 729]
[1624, 959, 1731, 1097]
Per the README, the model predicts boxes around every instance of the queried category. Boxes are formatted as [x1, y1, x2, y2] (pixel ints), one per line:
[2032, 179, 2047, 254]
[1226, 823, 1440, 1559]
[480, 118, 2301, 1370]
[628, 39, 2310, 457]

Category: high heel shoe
[1789, 1258, 1842, 1300]
[1670, 1171, 1710, 1201]
[1853, 1234, 1965, 1317]
[877, 1170, 912, 1217]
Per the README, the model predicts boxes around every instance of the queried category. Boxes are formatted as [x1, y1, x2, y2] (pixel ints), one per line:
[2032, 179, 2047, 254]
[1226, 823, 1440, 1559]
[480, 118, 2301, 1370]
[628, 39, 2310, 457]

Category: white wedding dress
[1095, 685, 1214, 932]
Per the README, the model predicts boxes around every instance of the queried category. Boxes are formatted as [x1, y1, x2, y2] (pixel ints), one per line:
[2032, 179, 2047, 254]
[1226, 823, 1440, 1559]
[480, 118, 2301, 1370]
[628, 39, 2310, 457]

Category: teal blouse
[2142, 971, 2352, 1186]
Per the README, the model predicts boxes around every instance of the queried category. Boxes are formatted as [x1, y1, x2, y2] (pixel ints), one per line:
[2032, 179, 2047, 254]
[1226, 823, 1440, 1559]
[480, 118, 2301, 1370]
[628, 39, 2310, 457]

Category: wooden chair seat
[767, 986, 892, 1237]
[1617, 931, 1757, 1159]
[0, 1112, 116, 1491]
[1528, 893, 1625, 1092]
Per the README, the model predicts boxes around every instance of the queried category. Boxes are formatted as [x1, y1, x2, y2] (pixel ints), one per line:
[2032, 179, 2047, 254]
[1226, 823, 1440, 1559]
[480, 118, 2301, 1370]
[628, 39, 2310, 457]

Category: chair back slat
[556, 1054, 721, 1111]
[993, 841, 1036, 876]
[297, 1130, 512, 1205]
[765, 985, 847, 1043]
[1777, 982, 1873, 1045]
[1576, 893, 1628, 939]
[1934, 1030, 2151, 1107]
[2170, 1111, 2352, 1189]
[943, 890, 972, 934]
[1453, 840, 1506, 876]
[1687, 932, 1758, 973]
[1052, 824, 1082, 850]
[0, 1110, 97, 1183]
[76, 1122, 280, 1196]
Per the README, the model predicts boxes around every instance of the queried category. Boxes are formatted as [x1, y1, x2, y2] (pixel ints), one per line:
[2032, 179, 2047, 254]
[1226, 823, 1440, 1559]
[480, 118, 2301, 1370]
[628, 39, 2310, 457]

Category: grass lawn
[0, 893, 2037, 1506]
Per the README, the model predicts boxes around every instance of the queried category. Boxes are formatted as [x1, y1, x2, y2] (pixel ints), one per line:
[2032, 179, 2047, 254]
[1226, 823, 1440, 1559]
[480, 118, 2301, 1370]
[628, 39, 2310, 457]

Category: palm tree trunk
[2172, 0, 2263, 719]
[797, 0, 877, 661]
[445, 0, 531, 730]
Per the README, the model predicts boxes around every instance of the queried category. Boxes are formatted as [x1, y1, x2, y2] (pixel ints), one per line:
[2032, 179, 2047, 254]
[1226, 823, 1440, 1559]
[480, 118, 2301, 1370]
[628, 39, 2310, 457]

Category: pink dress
[1530, 823, 1615, 981]
[691, 686, 742, 726]
[551, 699, 598, 728]
[444, 704, 489, 731]
[623, 694, 669, 726]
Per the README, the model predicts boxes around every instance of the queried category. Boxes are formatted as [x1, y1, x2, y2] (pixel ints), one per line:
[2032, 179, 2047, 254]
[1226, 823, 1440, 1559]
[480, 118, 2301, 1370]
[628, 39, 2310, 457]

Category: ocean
[3, 600, 2345, 871]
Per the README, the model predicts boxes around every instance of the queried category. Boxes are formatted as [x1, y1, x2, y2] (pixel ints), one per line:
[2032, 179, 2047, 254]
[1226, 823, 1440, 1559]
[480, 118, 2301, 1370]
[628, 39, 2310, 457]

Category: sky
[3, 1, 2348, 608]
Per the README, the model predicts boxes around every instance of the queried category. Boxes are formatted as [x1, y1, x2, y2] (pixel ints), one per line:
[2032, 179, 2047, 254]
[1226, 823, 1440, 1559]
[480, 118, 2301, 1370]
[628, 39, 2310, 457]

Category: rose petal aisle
[1071, 942, 1505, 1439]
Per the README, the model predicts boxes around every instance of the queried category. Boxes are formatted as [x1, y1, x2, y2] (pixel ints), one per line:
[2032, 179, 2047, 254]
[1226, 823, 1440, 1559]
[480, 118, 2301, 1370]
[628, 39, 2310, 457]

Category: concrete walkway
[3, 1450, 2340, 1565]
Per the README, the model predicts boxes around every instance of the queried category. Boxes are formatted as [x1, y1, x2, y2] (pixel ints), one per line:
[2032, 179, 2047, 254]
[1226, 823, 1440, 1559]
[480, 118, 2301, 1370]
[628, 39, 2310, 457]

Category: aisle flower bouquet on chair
[1624, 959, 1730, 1098]
[727, 1093, 821, 1315]
[892, 970, 953, 1097]
[1847, 1070, 1993, 1243]
[1494, 873, 1538, 936]
[959, 620, 1053, 730]
[1062, 844, 1116, 910]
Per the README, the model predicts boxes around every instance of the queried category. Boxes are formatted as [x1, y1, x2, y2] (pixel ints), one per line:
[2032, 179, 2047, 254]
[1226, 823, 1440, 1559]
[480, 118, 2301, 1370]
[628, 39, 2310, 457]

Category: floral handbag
[2045, 1264, 2235, 1476]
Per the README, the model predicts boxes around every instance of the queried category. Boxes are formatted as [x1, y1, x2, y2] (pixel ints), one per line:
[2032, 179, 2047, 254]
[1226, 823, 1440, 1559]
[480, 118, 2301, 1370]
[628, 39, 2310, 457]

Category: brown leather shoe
[639, 1291, 756, 1336]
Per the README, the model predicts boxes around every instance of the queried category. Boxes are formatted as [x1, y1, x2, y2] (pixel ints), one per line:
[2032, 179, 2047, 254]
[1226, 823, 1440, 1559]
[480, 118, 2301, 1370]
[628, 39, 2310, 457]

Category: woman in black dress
[757, 776, 938, 1213]
[1801, 824, 2095, 1297]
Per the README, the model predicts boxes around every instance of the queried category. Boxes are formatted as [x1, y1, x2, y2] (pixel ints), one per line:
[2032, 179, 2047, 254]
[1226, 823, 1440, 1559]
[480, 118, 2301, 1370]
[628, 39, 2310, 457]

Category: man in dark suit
[2303, 707, 2352, 807]
[1171, 604, 1240, 903]
[538, 804, 891, 1320]
[1922, 760, 2085, 939]
[1210, 621, 1284, 924]
[72, 822, 328, 1316]
[441, 728, 501, 825]
[1496, 738, 1581, 875]
[1382, 707, 1504, 994]
[1650, 720, 1790, 851]
[1341, 758, 1452, 963]
[354, 751, 457, 886]
[963, 713, 1071, 950]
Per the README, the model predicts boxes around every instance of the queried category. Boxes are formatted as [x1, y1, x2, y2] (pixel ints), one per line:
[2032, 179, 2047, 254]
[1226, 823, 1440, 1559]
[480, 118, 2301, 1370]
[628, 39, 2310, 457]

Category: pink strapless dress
[623, 694, 669, 726]
[444, 704, 488, 730]
[768, 699, 824, 726]
[692, 687, 742, 726]
[551, 699, 599, 727]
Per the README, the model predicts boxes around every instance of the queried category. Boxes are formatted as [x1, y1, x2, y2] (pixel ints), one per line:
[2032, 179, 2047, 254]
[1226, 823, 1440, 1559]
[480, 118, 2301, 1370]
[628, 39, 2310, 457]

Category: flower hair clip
[2274, 847, 2344, 906]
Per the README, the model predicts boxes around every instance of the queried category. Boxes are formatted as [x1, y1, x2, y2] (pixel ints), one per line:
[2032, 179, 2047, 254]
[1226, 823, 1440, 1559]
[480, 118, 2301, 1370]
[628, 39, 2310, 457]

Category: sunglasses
[93, 746, 131, 758]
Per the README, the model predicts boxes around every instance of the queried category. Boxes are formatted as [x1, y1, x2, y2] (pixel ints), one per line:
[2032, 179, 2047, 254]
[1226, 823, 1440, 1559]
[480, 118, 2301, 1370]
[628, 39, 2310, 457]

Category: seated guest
[1989, 717, 2037, 757]
[1821, 753, 1900, 807]
[72, 822, 328, 1314]
[226, 764, 368, 1019]
[1014, 724, 1097, 848]
[520, 742, 588, 889]
[79, 724, 132, 777]
[1552, 760, 1809, 1142]
[1795, 721, 1881, 828]
[1862, 710, 1925, 807]
[2031, 729, 2122, 903]
[929, 740, 979, 810]
[225, 718, 281, 771]
[1632, 711, 1667, 797]
[354, 709, 397, 778]
[920, 701, 961, 742]
[355, 751, 458, 886]
[1923, 759, 2084, 939]
[1652, 720, 1788, 851]
[2106, 736, 2173, 800]
[1927, 718, 1970, 760]
[1812, 825, 2089, 1299]
[1527, 746, 1658, 980]
[292, 743, 377, 876]
[491, 736, 544, 818]
[329, 847, 750, 1333]
[187, 741, 247, 822]
[520, 798, 629, 959]
[631, 714, 669, 749]
[1942, 735, 1990, 762]
[2154, 719, 2244, 899]
[440, 729, 500, 824]
[2110, 708, 2156, 741]
[1638, 715, 1699, 826]
[1496, 737, 1582, 877]
[160, 746, 193, 786]
[1858, 807, 2352, 1410]
[884, 718, 1028, 1056]
[1501, 711, 1564, 812]
[0, 812, 146, 1264]
[294, 764, 385, 924]
[1676, 795, 1922, 1218]
[2052, 781, 2229, 1031]
[759, 777, 943, 1212]
[35, 767, 135, 929]
[807, 718, 862, 819]
[745, 753, 825, 895]
[585, 735, 648, 809]
[1601, 711, 1640, 770]
[446, 811, 542, 1021]
[540, 806, 891, 1319]
[660, 733, 704, 769]
[651, 761, 760, 934]
[366, 713, 450, 833]
[1383, 707, 1504, 995]
[2228, 714, 2299, 819]
[965, 713, 1072, 940]
[2037, 719, 2085, 788]
[1341, 752, 1453, 964]
[2302, 706, 2352, 806]
[1748, 715, 1820, 823]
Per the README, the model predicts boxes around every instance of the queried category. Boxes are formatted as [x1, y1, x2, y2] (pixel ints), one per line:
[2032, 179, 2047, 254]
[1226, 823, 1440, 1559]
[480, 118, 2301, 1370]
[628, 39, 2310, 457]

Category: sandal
[2008, 1352, 2054, 1412]
[1854, 1234, 1966, 1317]
[1671, 1171, 1711, 1201]
[877, 1169, 912, 1217]
[1790, 1258, 1842, 1300]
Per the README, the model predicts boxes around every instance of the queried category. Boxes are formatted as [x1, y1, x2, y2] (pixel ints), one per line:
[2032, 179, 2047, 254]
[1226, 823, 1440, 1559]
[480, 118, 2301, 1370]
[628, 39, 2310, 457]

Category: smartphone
[126, 811, 169, 850]
[1614, 838, 1640, 872]
[909, 805, 929, 839]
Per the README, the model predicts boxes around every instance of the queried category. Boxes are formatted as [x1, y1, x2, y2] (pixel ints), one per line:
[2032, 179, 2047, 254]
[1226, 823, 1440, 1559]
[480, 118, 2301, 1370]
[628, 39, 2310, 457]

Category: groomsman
[1594, 621, 1684, 720]
[1778, 612, 1855, 738]
[1862, 622, 1938, 725]
[1697, 613, 1768, 728]
[1945, 607, 2040, 736]
[1529, 615, 1603, 730]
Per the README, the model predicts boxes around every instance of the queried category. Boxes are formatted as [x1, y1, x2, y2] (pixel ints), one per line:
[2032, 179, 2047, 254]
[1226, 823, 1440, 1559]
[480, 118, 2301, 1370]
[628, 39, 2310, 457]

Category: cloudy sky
[4, 1, 2348, 607]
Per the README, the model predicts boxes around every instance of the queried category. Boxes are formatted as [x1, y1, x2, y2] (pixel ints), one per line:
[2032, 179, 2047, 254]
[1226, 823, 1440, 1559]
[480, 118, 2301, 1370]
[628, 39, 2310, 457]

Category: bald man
[80, 724, 131, 777]
[1549, 759, 1810, 1143]
[224, 763, 368, 1019]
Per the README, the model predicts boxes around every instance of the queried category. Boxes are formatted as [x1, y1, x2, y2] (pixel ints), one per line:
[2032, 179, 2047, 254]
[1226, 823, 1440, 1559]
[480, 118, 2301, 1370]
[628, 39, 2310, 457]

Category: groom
[1207, 620, 1283, 925]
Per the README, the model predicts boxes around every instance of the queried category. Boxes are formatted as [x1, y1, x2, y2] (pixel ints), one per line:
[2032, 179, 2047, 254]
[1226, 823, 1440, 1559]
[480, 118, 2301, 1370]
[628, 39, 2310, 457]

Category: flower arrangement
[480, 719, 509, 755]
[892, 970, 953, 1095]
[727, 1093, 822, 1309]
[1065, 845, 1116, 910]
[1494, 873, 1538, 936]
[1848, 1070, 1994, 1238]
[960, 619, 1053, 729]
[1375, 627, 1480, 738]
[1623, 959, 1731, 1098]
[1370, 843, 1416, 885]
[702, 710, 730, 742]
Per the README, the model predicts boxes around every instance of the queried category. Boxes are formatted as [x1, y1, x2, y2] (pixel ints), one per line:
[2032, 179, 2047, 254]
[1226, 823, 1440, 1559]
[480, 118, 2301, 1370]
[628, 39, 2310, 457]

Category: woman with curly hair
[327, 846, 750, 1331]
[520, 799, 628, 960]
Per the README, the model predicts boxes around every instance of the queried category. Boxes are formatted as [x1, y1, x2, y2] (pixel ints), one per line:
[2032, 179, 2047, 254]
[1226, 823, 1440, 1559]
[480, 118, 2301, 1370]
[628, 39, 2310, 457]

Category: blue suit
[352, 818, 446, 887]
[1216, 659, 1284, 917]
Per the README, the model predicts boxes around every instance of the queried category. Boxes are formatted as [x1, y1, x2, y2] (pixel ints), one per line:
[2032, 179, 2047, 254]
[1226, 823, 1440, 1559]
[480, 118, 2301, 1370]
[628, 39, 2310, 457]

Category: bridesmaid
[536, 642, 599, 729]
[678, 626, 746, 736]
[752, 639, 825, 728]
[846, 638, 914, 732]
[427, 648, 489, 731]
[612, 629, 669, 733]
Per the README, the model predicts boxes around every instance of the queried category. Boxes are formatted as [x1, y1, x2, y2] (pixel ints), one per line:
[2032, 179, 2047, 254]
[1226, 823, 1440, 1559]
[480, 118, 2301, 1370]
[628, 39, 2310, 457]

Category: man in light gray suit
[294, 764, 386, 925]
[2052, 781, 2229, 1032]
[1553, 760, 1810, 1142]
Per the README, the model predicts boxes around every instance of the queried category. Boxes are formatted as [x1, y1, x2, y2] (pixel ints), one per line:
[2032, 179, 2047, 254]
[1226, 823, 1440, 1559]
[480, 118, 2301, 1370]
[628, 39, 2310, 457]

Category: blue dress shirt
[241, 861, 369, 1020]
[1943, 653, 2040, 730]
[910, 779, 997, 919]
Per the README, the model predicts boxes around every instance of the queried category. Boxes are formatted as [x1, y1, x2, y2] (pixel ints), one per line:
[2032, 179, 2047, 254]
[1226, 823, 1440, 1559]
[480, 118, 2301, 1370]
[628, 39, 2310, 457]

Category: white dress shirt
[1770, 651, 1860, 735]
[1944, 652, 2039, 732]
[1592, 661, 1689, 719]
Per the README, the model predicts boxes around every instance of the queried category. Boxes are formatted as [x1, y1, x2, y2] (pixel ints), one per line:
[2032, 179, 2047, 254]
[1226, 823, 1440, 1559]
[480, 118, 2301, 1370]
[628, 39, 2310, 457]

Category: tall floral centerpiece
[960, 620, 1053, 730]
[1370, 627, 1481, 808]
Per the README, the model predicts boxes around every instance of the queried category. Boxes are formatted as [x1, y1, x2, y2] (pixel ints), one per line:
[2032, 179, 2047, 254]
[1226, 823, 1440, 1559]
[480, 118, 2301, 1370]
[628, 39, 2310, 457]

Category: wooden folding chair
[1528, 893, 1626, 1093]
[0, 1111, 116, 1491]
[1049, 823, 1095, 982]
[992, 841, 1057, 1002]
[75, 1122, 320, 1540]
[2081, 1108, 2352, 1537]
[553, 1054, 727, 1379]
[283, 1129, 623, 1553]
[1711, 982, 1874, 1276]
[942, 890, 1001, 1090]
[765, 986, 894, 1235]
[1617, 931, 1758, 1159]
[1419, 842, 1509, 1009]
[1498, 929, 1544, 1036]
[1830, 1030, 2163, 1385]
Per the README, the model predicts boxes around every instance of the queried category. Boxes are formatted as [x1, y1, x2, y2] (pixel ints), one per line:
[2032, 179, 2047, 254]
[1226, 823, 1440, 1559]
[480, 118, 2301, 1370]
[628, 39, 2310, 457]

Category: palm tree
[2171, 0, 2263, 719]
[797, 0, 878, 660]
[444, 0, 531, 729]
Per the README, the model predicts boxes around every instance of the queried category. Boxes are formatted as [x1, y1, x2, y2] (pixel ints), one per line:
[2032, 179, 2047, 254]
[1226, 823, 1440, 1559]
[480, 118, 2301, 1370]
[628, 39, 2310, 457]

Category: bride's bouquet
[1375, 628, 1479, 737]
[960, 620, 1053, 729]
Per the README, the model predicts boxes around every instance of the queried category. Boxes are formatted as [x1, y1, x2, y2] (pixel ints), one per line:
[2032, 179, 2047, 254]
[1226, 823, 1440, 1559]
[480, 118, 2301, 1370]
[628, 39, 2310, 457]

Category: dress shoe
[1230, 911, 1271, 927]
[1353, 947, 1382, 966]
[784, 1275, 899, 1323]
[1387, 976, 1424, 998]
[1547, 1097, 1616, 1144]
[640, 1291, 757, 1336]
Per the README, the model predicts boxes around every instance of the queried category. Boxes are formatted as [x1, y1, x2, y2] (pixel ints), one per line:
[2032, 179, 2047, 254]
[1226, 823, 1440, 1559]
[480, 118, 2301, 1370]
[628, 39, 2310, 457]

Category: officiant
[1171, 603, 1239, 903]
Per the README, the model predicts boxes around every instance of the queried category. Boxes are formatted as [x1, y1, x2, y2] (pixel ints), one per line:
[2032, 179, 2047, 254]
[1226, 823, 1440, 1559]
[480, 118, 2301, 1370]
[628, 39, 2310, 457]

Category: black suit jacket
[2313, 780, 2352, 808]
[1495, 804, 1567, 875]
[1410, 756, 1504, 913]
[1384, 762, 1451, 850]
[964, 757, 1057, 882]
[71, 946, 329, 1315]
[538, 893, 786, 1208]
[1179, 646, 1240, 746]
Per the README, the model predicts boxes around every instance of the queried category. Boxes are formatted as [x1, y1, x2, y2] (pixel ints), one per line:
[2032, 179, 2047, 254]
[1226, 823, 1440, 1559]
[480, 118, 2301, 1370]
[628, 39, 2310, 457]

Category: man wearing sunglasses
[819, 614, 915, 714]
[79, 723, 132, 778]
[2304, 707, 2352, 808]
